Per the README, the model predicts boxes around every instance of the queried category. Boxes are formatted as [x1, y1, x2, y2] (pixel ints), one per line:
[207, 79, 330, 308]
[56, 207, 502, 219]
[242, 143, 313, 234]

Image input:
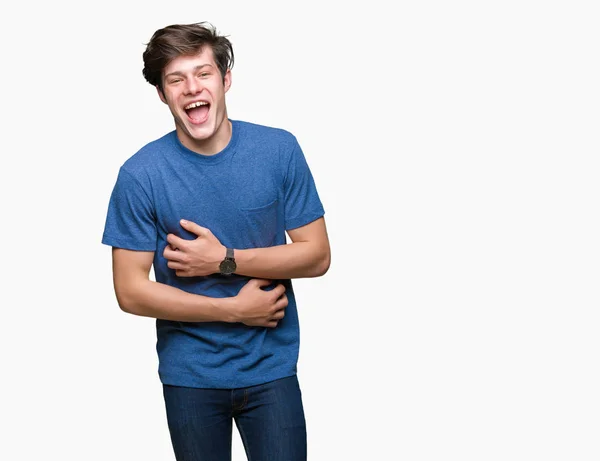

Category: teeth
[185, 101, 209, 109]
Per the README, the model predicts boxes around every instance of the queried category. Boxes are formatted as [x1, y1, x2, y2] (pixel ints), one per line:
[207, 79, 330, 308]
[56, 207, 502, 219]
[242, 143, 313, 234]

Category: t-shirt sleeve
[283, 140, 325, 230]
[101, 167, 157, 251]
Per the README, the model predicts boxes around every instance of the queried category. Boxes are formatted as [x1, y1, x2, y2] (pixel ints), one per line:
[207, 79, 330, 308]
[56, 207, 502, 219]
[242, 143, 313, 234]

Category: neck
[179, 117, 232, 156]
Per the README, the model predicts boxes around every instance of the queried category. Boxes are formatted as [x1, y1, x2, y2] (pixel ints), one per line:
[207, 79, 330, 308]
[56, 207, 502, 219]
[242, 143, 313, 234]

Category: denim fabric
[163, 375, 307, 461]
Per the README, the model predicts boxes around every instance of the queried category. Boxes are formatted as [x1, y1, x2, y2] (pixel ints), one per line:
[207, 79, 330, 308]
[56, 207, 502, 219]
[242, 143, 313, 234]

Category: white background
[1, 1, 599, 460]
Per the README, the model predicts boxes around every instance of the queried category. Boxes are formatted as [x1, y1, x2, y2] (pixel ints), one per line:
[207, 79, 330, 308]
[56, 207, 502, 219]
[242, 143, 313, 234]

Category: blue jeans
[163, 375, 307, 461]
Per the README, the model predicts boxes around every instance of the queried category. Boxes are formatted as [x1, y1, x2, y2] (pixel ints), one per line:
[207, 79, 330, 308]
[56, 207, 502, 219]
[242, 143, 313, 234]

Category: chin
[189, 125, 215, 140]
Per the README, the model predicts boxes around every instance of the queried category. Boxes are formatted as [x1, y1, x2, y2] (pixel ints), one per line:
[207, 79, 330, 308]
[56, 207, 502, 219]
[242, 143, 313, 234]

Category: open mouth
[184, 100, 210, 123]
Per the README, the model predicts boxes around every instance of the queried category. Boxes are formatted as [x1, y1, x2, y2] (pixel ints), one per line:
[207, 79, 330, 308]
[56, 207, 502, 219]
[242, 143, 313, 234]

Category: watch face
[219, 259, 236, 275]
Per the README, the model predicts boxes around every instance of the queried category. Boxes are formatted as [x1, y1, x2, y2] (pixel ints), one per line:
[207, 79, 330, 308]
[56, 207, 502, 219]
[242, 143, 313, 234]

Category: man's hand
[164, 219, 225, 277]
[232, 279, 288, 328]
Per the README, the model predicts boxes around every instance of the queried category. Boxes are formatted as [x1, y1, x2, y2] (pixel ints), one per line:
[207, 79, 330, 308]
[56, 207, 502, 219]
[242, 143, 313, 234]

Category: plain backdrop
[1, 1, 599, 460]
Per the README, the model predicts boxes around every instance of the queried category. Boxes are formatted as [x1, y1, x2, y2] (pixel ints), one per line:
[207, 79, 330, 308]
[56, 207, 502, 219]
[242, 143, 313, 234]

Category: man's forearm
[116, 278, 234, 322]
[234, 241, 329, 279]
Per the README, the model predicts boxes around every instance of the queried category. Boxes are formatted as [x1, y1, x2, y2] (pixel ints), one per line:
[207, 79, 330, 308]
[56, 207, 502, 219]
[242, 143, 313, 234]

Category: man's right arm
[112, 248, 287, 327]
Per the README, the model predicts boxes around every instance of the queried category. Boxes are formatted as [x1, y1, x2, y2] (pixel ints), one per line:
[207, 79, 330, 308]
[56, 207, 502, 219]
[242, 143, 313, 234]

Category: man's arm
[235, 217, 330, 279]
[112, 248, 288, 327]
[163, 217, 331, 280]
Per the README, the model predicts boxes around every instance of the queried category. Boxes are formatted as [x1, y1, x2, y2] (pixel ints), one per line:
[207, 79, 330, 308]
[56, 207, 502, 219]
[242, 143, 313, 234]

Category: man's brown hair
[142, 22, 234, 93]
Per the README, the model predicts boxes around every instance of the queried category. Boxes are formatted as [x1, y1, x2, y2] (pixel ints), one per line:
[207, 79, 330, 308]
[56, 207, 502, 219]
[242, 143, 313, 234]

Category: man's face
[159, 47, 232, 154]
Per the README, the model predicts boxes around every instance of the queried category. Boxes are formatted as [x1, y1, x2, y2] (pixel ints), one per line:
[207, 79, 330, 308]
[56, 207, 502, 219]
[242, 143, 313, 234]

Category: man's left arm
[163, 217, 330, 279]
[235, 216, 330, 279]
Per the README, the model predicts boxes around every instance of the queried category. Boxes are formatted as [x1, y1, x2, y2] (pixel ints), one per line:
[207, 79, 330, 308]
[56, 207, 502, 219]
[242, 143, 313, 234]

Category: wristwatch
[219, 248, 237, 275]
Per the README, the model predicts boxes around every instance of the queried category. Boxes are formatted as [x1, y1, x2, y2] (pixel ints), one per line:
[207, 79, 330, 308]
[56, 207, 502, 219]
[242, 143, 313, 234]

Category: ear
[156, 86, 167, 104]
[223, 69, 232, 94]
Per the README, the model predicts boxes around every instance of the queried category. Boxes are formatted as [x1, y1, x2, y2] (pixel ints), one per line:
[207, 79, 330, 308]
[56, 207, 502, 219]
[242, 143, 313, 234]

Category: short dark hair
[142, 22, 234, 93]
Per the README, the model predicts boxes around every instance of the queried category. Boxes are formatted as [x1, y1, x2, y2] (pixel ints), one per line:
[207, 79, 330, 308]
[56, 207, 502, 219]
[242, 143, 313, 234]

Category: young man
[101, 22, 330, 460]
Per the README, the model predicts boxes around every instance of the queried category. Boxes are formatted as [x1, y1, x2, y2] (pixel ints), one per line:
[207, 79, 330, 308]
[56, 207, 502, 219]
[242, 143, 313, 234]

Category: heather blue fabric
[102, 119, 324, 389]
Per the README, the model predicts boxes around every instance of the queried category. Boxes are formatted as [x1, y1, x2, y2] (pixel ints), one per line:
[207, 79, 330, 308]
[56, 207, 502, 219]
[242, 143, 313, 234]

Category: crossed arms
[112, 217, 330, 328]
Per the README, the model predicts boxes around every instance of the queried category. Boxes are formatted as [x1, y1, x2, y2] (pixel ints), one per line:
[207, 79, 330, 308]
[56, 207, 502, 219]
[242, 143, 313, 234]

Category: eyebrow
[164, 64, 214, 79]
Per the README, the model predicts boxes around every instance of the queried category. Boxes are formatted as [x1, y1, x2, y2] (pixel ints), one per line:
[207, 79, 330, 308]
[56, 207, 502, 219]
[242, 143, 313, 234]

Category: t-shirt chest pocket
[230, 159, 281, 248]
[238, 197, 280, 248]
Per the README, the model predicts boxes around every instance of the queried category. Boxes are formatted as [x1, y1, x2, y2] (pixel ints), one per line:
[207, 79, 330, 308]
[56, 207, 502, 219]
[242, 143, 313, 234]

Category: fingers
[275, 294, 288, 310]
[266, 296, 287, 327]
[239, 280, 288, 329]
[247, 281, 287, 303]
[264, 309, 286, 328]
[271, 283, 287, 298]
[166, 233, 186, 250]
[166, 260, 184, 270]
[180, 219, 209, 237]
[163, 245, 185, 262]
[245, 279, 287, 292]
[272, 308, 285, 320]
[247, 278, 274, 288]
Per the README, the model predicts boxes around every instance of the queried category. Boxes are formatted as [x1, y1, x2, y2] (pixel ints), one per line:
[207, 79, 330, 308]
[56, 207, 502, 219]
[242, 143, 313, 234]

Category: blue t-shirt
[102, 119, 325, 388]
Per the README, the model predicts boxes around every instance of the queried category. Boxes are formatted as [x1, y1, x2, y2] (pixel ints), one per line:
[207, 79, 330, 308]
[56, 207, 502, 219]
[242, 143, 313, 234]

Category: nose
[184, 77, 202, 95]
